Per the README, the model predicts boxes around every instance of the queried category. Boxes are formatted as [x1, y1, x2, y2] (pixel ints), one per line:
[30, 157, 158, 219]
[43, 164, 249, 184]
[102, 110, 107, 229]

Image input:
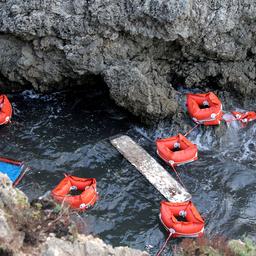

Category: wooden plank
[110, 135, 191, 202]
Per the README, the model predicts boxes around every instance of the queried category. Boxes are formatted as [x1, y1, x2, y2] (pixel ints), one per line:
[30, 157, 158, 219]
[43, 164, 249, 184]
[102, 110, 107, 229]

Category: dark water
[0, 88, 255, 255]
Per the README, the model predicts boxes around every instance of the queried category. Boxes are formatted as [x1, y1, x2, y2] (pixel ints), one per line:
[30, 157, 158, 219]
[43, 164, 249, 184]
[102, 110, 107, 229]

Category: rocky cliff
[0, 1, 256, 121]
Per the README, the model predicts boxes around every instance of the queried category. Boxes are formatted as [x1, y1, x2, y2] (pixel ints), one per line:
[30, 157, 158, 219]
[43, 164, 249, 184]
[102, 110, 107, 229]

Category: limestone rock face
[0, 1, 256, 120]
[0, 174, 29, 210]
[0, 174, 28, 253]
[41, 235, 148, 256]
[104, 65, 178, 121]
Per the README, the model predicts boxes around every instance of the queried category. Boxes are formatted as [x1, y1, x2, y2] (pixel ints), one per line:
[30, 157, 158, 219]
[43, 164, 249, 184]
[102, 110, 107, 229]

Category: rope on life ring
[156, 229, 175, 256]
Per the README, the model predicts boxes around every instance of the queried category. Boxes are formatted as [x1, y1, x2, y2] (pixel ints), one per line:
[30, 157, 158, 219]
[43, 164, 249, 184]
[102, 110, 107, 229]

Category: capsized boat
[0, 157, 29, 186]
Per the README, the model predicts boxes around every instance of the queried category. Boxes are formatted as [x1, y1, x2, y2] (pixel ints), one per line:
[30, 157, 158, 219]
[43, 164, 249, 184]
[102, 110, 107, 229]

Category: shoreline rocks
[42, 235, 148, 256]
[0, 174, 148, 256]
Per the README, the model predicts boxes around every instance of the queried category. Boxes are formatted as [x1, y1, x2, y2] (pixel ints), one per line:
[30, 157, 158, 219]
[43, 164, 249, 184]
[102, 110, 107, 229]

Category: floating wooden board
[111, 135, 191, 202]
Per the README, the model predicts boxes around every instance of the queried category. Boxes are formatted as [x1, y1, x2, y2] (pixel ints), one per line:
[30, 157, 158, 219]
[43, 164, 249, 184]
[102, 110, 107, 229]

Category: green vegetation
[175, 237, 256, 256]
[229, 238, 256, 256]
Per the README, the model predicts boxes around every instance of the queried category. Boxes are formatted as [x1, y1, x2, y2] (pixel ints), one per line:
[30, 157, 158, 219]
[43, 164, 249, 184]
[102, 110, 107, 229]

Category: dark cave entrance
[57, 75, 119, 115]
[49, 74, 139, 124]
[1, 73, 140, 124]
[0, 73, 33, 94]
[167, 71, 223, 93]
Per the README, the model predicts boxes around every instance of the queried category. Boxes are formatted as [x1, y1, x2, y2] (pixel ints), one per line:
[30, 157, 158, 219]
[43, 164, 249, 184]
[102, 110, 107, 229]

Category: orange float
[160, 201, 204, 238]
[186, 92, 223, 125]
[51, 174, 98, 211]
[231, 111, 256, 127]
[0, 94, 12, 125]
[156, 133, 198, 166]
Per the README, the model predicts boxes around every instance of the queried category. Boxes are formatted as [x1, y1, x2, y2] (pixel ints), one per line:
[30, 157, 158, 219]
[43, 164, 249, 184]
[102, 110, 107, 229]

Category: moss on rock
[229, 239, 256, 256]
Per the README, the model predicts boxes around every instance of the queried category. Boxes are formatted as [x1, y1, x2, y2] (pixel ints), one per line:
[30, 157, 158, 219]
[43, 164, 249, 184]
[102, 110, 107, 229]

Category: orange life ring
[231, 111, 256, 126]
[0, 94, 12, 125]
[160, 201, 204, 238]
[156, 134, 198, 166]
[51, 175, 98, 211]
[186, 92, 223, 125]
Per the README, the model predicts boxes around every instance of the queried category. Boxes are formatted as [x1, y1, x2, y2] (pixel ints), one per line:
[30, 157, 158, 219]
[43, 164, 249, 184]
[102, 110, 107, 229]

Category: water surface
[0, 88, 255, 255]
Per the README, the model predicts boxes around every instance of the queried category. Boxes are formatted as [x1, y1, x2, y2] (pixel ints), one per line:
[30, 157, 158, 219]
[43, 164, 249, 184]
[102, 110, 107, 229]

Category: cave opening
[167, 72, 185, 91]
[1, 72, 140, 125]
[46, 74, 142, 125]
[167, 71, 224, 93]
[199, 74, 223, 91]
[0, 72, 34, 94]
[56, 74, 125, 116]
[59, 74, 111, 108]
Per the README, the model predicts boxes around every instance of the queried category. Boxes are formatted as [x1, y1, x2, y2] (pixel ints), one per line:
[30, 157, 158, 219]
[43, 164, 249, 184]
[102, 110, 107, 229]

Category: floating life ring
[231, 111, 256, 127]
[186, 92, 223, 125]
[156, 134, 198, 166]
[160, 201, 204, 238]
[0, 95, 12, 125]
[51, 175, 98, 211]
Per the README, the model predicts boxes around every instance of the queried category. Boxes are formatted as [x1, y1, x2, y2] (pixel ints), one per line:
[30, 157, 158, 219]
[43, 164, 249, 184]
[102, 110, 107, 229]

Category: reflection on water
[0, 89, 255, 255]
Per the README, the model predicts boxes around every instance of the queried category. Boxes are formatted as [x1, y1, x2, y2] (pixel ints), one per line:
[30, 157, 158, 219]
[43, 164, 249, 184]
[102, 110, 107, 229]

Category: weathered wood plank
[110, 135, 191, 202]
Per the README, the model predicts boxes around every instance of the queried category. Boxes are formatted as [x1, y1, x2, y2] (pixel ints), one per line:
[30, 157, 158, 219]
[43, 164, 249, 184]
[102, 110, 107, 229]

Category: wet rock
[42, 235, 148, 256]
[0, 1, 256, 120]
[104, 65, 177, 121]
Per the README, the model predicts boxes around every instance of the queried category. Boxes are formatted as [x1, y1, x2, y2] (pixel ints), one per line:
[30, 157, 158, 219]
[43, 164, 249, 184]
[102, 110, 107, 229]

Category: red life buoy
[156, 134, 198, 166]
[160, 201, 204, 238]
[51, 175, 98, 211]
[186, 92, 223, 126]
[231, 111, 256, 127]
[0, 95, 12, 125]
